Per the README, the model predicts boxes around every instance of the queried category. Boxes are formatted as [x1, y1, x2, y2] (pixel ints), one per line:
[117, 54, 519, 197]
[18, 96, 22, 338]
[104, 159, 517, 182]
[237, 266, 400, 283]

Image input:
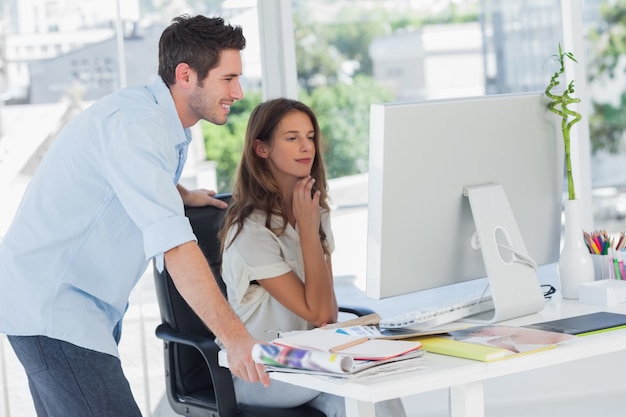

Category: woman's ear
[254, 139, 269, 158]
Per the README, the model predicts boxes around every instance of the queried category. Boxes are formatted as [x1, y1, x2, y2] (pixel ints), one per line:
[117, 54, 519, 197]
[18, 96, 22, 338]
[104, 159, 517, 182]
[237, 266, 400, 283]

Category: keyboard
[379, 293, 495, 331]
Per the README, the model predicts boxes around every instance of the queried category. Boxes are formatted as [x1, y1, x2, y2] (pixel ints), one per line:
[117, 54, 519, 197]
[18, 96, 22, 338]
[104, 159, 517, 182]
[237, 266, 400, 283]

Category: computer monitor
[366, 92, 563, 309]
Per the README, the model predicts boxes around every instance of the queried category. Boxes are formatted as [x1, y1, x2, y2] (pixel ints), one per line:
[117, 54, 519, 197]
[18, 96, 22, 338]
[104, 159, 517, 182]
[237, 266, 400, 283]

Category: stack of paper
[274, 328, 422, 360]
[251, 328, 426, 378]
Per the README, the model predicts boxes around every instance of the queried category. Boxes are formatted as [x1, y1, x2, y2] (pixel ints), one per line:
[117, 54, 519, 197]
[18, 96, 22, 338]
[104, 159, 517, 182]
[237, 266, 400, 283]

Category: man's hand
[225, 335, 270, 387]
[165, 242, 268, 386]
[176, 184, 228, 208]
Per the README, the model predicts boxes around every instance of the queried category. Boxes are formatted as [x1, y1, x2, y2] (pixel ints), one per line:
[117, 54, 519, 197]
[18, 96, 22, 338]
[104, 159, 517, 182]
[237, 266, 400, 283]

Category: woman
[219, 98, 406, 417]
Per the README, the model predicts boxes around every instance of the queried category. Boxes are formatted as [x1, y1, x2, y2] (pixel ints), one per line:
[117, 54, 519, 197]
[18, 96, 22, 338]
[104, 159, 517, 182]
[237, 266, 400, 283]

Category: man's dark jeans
[8, 335, 142, 417]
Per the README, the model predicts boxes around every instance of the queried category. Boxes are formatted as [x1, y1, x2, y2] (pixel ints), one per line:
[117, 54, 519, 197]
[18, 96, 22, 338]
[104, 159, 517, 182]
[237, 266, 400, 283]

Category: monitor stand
[461, 183, 545, 324]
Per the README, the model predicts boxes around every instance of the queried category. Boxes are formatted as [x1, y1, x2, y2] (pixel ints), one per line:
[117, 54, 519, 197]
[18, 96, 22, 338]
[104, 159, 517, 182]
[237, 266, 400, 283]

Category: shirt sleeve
[222, 218, 292, 303]
[102, 117, 195, 265]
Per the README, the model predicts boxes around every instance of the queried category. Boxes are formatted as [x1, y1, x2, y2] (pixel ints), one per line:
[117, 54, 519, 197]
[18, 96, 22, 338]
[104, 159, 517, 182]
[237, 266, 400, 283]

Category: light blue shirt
[0, 78, 196, 357]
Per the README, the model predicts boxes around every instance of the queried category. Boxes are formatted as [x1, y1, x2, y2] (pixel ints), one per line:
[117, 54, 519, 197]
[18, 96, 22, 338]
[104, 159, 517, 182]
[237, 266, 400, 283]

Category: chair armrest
[155, 323, 237, 416]
[156, 323, 220, 351]
[339, 305, 376, 317]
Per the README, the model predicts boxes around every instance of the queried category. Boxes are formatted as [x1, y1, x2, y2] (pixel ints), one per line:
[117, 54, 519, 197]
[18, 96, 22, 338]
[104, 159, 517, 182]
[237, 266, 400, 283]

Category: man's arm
[176, 184, 228, 208]
[164, 240, 269, 386]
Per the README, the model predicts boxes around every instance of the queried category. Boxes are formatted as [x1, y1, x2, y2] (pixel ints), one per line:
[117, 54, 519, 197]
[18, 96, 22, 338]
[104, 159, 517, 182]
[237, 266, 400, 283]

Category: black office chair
[153, 193, 374, 417]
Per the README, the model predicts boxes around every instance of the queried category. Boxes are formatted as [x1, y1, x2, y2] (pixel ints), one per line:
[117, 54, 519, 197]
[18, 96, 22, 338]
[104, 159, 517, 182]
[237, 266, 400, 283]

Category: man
[0, 15, 268, 417]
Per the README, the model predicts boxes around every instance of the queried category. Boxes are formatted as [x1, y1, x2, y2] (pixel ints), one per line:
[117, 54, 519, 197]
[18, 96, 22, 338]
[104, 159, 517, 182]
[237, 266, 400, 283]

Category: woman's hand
[291, 176, 320, 233]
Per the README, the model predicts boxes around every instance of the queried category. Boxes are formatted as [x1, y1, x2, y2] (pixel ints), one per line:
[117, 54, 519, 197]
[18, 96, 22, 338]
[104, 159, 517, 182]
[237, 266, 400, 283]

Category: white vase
[558, 199, 594, 299]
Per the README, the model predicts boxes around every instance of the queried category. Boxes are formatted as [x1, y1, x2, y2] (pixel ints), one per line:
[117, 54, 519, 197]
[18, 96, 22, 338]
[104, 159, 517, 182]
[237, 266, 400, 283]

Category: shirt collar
[147, 77, 192, 147]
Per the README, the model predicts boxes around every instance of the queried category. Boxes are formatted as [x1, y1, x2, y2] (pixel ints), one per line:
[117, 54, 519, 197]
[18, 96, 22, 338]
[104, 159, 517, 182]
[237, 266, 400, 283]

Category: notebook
[273, 328, 422, 361]
[523, 311, 626, 336]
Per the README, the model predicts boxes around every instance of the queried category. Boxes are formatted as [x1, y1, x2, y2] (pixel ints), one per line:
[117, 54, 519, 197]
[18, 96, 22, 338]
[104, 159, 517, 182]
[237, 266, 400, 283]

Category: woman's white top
[221, 208, 334, 342]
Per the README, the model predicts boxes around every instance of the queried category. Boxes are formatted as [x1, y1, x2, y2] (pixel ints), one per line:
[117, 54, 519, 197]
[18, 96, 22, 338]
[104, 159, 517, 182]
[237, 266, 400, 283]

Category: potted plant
[545, 43, 582, 201]
[545, 43, 594, 299]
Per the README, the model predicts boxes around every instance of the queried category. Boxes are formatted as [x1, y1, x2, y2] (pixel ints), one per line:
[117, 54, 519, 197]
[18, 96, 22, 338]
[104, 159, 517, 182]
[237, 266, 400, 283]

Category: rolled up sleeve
[102, 108, 194, 273]
[144, 215, 196, 272]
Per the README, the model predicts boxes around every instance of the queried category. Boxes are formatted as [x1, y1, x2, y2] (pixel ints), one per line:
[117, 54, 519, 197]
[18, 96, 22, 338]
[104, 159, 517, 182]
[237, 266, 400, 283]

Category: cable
[497, 243, 537, 270]
[469, 283, 491, 312]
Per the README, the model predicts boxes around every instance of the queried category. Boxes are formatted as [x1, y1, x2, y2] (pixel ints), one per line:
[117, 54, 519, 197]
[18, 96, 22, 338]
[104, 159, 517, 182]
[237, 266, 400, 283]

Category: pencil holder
[591, 254, 612, 281]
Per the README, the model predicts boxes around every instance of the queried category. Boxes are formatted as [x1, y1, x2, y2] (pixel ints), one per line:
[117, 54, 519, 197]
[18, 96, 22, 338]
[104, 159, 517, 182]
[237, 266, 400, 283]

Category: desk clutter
[524, 311, 626, 335]
[578, 279, 626, 306]
[584, 230, 626, 280]
[408, 324, 576, 362]
[249, 311, 626, 376]
[410, 312, 626, 361]
[579, 230, 626, 305]
[252, 328, 426, 379]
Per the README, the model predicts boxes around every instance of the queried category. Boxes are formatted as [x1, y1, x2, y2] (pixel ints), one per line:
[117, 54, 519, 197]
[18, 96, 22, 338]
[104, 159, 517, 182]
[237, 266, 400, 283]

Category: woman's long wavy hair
[219, 98, 331, 256]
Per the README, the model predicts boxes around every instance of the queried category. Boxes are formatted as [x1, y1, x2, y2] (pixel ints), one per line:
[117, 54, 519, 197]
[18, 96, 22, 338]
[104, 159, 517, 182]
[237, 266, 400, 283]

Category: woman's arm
[258, 177, 338, 327]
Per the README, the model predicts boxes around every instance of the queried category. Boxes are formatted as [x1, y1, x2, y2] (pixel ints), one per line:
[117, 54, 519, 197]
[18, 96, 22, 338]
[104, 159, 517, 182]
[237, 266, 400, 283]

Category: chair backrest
[185, 194, 232, 296]
[153, 194, 232, 410]
[154, 194, 326, 417]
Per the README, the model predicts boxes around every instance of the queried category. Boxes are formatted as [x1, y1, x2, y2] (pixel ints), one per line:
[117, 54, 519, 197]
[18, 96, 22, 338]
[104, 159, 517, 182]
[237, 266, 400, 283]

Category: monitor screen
[366, 92, 563, 299]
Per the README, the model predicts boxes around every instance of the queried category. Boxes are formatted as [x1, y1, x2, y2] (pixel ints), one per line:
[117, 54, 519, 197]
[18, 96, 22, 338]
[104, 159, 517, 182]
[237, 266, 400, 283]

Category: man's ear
[174, 63, 193, 87]
[254, 139, 269, 158]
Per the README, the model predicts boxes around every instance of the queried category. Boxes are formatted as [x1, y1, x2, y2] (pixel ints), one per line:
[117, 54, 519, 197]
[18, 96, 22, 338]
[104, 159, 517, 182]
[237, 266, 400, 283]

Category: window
[288, 0, 625, 240]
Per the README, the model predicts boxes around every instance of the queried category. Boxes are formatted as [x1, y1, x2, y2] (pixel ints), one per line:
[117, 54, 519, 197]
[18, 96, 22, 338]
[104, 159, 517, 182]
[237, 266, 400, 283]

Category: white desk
[269, 281, 626, 417]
